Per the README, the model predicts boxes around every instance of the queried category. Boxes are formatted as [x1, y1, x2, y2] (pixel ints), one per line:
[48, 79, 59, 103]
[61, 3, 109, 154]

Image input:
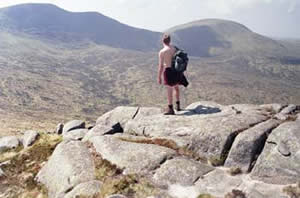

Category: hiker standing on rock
[158, 34, 189, 115]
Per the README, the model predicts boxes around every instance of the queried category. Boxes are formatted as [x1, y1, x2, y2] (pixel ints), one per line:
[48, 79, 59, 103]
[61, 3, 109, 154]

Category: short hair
[162, 34, 171, 45]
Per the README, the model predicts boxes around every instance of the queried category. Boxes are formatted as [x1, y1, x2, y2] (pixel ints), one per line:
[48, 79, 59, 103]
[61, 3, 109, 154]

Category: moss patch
[0, 144, 24, 155]
[197, 194, 215, 198]
[1, 133, 62, 197]
[85, 142, 159, 198]
[0, 150, 19, 163]
[86, 142, 122, 181]
[118, 137, 207, 163]
[99, 174, 158, 198]
[208, 155, 227, 167]
[227, 167, 242, 176]
[224, 189, 246, 198]
[283, 182, 300, 198]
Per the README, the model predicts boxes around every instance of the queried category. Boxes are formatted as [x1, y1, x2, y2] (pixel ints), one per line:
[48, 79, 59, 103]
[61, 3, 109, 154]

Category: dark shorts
[163, 67, 189, 87]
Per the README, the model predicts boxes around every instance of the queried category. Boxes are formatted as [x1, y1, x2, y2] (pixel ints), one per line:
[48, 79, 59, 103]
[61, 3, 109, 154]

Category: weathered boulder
[224, 119, 280, 172]
[125, 103, 268, 162]
[195, 169, 243, 197]
[246, 190, 265, 198]
[22, 130, 39, 148]
[0, 136, 20, 152]
[168, 184, 201, 198]
[134, 107, 162, 120]
[90, 135, 176, 174]
[280, 104, 297, 115]
[106, 195, 128, 198]
[277, 140, 291, 156]
[82, 125, 118, 142]
[64, 180, 102, 198]
[0, 167, 4, 177]
[96, 106, 139, 129]
[251, 120, 300, 184]
[95, 106, 162, 133]
[176, 167, 289, 198]
[229, 104, 270, 114]
[36, 141, 95, 198]
[63, 129, 88, 141]
[238, 180, 289, 198]
[56, 123, 64, 134]
[153, 157, 214, 186]
[274, 113, 289, 121]
[63, 120, 85, 134]
[0, 160, 10, 167]
[297, 113, 300, 120]
[259, 104, 284, 114]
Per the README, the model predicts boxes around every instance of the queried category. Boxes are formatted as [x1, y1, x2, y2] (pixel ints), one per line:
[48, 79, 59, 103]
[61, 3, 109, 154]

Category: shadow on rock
[180, 105, 222, 116]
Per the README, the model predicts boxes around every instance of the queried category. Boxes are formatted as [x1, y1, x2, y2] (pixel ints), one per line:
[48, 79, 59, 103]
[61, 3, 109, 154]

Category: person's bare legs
[174, 85, 181, 111]
[164, 86, 175, 115]
[167, 86, 173, 105]
[174, 85, 180, 102]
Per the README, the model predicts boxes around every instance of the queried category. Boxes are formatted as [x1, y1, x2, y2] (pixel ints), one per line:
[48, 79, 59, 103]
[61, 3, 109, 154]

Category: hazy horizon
[0, 0, 299, 39]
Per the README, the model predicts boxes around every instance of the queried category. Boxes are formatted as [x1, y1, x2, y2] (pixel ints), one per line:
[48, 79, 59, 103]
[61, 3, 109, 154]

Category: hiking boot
[176, 101, 182, 111]
[164, 105, 175, 115]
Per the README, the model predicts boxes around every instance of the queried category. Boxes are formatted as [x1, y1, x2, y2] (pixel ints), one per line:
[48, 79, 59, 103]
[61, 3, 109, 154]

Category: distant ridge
[0, 3, 161, 51]
[166, 19, 286, 57]
[0, 4, 290, 57]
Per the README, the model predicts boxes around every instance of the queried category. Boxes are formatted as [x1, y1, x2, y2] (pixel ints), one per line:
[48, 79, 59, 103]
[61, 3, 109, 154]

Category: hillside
[0, 4, 300, 136]
[0, 3, 161, 51]
[166, 19, 287, 57]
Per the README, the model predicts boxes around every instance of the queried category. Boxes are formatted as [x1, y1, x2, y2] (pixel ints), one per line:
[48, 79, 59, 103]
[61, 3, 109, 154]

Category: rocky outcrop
[224, 119, 280, 172]
[106, 195, 128, 198]
[0, 167, 4, 177]
[36, 141, 95, 198]
[95, 106, 162, 133]
[96, 106, 139, 130]
[90, 135, 176, 174]
[153, 157, 214, 187]
[63, 129, 88, 141]
[0, 136, 20, 152]
[251, 120, 300, 184]
[82, 125, 117, 141]
[56, 123, 64, 134]
[22, 130, 39, 148]
[64, 180, 102, 198]
[2, 101, 300, 198]
[62, 120, 85, 134]
[259, 103, 285, 113]
[280, 104, 297, 115]
[195, 169, 243, 196]
[124, 102, 270, 163]
[273, 104, 297, 121]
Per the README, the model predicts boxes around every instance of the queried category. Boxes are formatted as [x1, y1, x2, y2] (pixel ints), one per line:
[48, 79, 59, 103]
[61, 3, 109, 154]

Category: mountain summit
[166, 19, 285, 57]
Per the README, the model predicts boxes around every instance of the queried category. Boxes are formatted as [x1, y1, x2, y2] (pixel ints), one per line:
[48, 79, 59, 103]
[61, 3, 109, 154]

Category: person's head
[162, 33, 171, 45]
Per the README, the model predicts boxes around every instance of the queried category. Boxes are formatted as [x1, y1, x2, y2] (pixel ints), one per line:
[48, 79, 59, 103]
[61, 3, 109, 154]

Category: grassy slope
[0, 31, 300, 136]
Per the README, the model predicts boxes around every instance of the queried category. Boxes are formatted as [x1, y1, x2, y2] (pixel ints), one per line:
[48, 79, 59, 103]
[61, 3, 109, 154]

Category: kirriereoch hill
[0, 3, 300, 135]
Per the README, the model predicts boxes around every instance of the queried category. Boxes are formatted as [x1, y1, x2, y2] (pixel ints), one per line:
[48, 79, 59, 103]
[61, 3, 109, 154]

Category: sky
[0, 0, 299, 38]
